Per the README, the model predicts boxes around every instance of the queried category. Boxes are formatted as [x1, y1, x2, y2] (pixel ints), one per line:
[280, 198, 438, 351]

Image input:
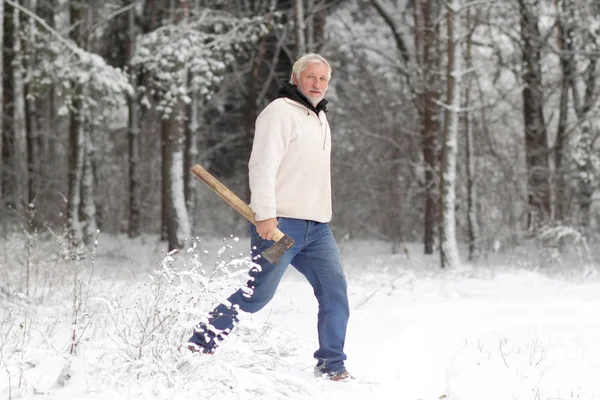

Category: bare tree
[0, 0, 4, 214]
[565, 0, 599, 228]
[439, 0, 461, 269]
[415, 0, 440, 255]
[464, 5, 479, 261]
[12, 0, 28, 215]
[23, 0, 39, 213]
[369, 0, 439, 254]
[519, 0, 551, 228]
[554, 0, 575, 223]
[67, 0, 86, 253]
[127, 0, 141, 238]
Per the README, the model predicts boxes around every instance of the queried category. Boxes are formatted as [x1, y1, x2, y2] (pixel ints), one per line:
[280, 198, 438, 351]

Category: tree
[161, 0, 192, 251]
[66, 0, 88, 253]
[439, 0, 461, 269]
[519, 0, 551, 228]
[10, 0, 131, 249]
[464, 5, 480, 261]
[295, 0, 306, 55]
[0, 0, 5, 217]
[127, 0, 141, 238]
[131, 3, 272, 249]
[24, 0, 38, 213]
[414, 0, 441, 255]
[564, 0, 600, 229]
[554, 0, 576, 223]
[370, 0, 441, 254]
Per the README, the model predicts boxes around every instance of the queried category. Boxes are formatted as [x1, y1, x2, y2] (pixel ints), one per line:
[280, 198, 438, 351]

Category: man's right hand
[256, 218, 278, 240]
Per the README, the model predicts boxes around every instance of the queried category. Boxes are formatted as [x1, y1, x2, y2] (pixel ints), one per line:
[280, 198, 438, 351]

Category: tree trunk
[127, 0, 141, 238]
[306, 0, 315, 52]
[67, 95, 85, 253]
[566, 0, 598, 229]
[36, 0, 58, 205]
[554, 0, 573, 223]
[414, 0, 439, 255]
[439, 0, 461, 269]
[184, 90, 199, 213]
[519, 0, 551, 228]
[162, 0, 191, 251]
[162, 115, 191, 250]
[67, 1, 85, 254]
[0, 0, 4, 212]
[81, 121, 97, 244]
[572, 57, 597, 228]
[464, 7, 479, 261]
[465, 96, 479, 261]
[294, 0, 306, 56]
[12, 1, 28, 215]
[24, 0, 39, 221]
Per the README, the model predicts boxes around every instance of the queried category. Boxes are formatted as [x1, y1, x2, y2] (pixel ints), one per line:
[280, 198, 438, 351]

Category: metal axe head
[261, 234, 295, 264]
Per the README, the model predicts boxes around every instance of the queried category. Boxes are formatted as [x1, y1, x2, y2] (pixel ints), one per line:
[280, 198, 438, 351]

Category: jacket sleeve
[248, 102, 291, 221]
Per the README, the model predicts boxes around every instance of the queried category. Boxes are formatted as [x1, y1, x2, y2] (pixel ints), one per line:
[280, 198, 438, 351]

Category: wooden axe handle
[190, 164, 285, 242]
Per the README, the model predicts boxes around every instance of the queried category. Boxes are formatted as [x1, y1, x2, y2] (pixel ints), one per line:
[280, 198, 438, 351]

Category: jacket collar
[275, 79, 328, 114]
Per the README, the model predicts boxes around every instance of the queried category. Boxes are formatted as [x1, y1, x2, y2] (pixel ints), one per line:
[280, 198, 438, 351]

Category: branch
[70, 1, 139, 37]
[4, 0, 78, 53]
[368, 0, 410, 65]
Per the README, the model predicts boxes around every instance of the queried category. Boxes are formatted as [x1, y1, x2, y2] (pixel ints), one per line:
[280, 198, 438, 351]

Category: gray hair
[290, 53, 332, 82]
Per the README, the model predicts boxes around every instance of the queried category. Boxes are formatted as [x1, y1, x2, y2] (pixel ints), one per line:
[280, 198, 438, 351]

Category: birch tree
[439, 0, 461, 269]
[161, 0, 192, 251]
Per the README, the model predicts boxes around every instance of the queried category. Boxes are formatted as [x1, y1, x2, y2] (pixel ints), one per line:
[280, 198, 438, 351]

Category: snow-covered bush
[24, 26, 133, 117]
[93, 236, 255, 362]
[536, 224, 594, 268]
[132, 10, 274, 118]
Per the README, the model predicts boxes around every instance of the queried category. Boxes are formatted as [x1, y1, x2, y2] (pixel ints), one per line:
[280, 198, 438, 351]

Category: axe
[190, 164, 294, 264]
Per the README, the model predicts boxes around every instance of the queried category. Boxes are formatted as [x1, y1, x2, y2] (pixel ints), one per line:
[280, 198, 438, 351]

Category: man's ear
[291, 73, 298, 85]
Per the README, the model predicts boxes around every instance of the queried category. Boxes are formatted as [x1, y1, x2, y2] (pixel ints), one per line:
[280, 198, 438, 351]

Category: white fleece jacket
[249, 97, 332, 223]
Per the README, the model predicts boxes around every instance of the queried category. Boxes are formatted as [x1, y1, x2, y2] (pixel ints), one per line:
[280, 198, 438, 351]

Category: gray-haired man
[188, 54, 351, 381]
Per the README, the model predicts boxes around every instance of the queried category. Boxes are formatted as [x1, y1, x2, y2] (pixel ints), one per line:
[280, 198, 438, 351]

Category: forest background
[1, 0, 600, 269]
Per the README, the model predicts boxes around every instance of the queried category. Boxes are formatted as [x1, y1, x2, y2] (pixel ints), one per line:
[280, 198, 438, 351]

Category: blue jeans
[188, 218, 350, 373]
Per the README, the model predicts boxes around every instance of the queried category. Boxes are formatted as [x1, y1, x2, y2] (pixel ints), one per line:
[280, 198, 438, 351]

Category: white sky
[2, 235, 599, 399]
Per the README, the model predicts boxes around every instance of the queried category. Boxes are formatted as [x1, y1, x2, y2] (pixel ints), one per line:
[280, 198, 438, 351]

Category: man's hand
[256, 218, 278, 240]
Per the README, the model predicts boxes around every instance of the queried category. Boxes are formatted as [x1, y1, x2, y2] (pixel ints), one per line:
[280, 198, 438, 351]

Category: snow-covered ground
[1, 234, 600, 399]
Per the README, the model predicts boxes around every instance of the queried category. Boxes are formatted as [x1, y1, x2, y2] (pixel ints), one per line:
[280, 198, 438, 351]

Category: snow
[2, 234, 600, 400]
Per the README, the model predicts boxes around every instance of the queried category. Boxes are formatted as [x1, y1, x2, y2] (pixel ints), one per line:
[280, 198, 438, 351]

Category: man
[187, 54, 351, 381]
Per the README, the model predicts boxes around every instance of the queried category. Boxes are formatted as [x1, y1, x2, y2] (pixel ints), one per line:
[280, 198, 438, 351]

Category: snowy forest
[0, 0, 597, 266]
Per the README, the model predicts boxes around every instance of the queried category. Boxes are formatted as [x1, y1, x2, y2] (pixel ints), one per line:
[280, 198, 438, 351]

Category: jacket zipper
[306, 107, 327, 150]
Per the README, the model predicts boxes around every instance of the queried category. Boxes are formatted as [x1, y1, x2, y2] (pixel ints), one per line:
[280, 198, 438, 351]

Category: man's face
[292, 62, 329, 106]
